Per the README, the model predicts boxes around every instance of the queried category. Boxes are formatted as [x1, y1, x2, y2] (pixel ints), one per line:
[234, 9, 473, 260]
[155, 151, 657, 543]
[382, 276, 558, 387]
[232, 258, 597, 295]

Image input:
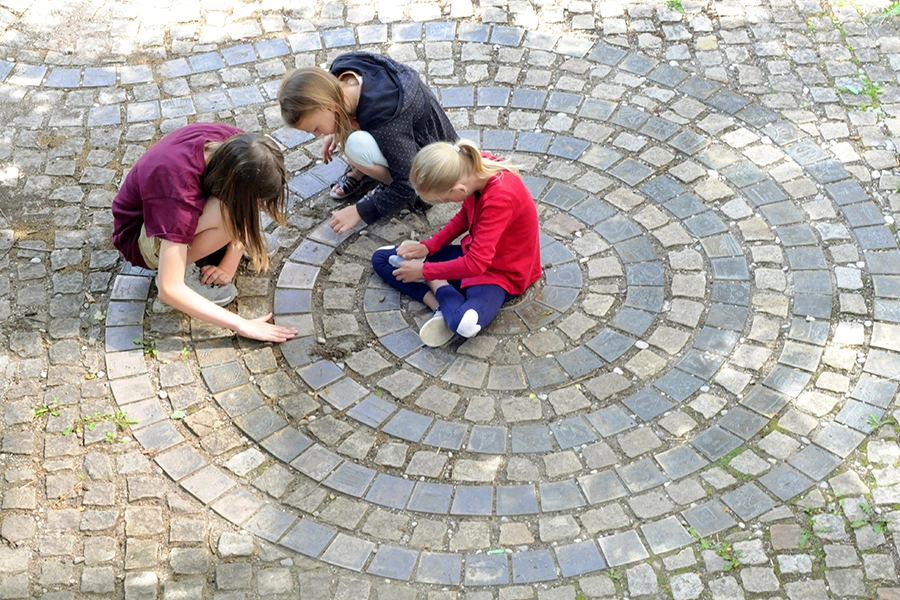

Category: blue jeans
[372, 245, 512, 337]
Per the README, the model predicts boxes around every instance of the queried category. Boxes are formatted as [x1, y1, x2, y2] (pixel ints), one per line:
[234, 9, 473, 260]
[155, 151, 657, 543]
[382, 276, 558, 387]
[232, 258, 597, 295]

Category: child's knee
[456, 309, 482, 338]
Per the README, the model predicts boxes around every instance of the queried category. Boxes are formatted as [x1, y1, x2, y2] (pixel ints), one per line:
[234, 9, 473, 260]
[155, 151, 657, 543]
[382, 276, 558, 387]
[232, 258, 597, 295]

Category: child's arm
[199, 242, 243, 285]
[156, 241, 298, 343]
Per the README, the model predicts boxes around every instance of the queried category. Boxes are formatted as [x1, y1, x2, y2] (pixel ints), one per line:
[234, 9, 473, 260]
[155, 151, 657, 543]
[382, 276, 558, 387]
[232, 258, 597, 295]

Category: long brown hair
[278, 67, 354, 148]
[202, 133, 286, 272]
[410, 139, 519, 203]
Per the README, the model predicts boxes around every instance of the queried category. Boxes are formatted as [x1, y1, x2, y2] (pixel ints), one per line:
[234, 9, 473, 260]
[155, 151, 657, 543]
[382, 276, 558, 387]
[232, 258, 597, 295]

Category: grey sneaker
[182, 264, 238, 306]
[419, 310, 455, 347]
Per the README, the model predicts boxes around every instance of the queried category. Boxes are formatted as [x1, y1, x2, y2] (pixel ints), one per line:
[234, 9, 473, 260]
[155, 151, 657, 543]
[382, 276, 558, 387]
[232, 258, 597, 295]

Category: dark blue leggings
[372, 245, 511, 338]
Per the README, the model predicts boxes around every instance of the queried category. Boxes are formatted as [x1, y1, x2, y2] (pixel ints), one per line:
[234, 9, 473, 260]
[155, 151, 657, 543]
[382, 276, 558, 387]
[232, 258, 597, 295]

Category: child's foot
[330, 167, 374, 200]
[419, 310, 455, 347]
[183, 264, 238, 306]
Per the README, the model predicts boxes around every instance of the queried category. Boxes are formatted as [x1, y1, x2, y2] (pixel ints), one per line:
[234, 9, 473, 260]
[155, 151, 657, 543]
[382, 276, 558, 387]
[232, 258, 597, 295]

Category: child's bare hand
[393, 259, 424, 283]
[322, 135, 337, 163]
[200, 265, 234, 285]
[397, 242, 428, 259]
[330, 205, 362, 234]
[238, 313, 298, 343]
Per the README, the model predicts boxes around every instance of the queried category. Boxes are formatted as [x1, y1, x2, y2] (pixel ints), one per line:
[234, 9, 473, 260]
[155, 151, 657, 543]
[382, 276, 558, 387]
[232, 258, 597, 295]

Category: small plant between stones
[133, 337, 158, 358]
[665, 0, 685, 12]
[63, 410, 138, 443]
[33, 402, 61, 419]
[689, 527, 742, 571]
[866, 412, 898, 430]
[851, 501, 894, 534]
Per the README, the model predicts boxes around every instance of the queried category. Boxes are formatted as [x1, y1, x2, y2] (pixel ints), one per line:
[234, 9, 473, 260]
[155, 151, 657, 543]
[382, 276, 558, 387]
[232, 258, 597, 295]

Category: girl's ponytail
[411, 139, 518, 203]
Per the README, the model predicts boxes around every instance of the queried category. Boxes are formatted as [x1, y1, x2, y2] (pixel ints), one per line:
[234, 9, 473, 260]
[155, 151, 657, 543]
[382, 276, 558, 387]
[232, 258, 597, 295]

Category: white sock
[457, 309, 482, 338]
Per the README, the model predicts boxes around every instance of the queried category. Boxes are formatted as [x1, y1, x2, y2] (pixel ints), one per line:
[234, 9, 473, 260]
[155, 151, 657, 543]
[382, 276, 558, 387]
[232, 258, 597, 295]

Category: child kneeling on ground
[372, 139, 542, 347]
[111, 123, 298, 343]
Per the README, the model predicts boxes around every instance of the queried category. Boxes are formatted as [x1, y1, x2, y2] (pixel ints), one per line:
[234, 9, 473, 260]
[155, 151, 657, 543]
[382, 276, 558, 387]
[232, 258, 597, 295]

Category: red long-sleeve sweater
[421, 169, 542, 295]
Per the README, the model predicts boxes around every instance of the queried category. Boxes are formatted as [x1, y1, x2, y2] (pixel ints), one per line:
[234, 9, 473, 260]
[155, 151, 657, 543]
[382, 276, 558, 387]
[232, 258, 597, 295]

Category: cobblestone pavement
[5, 0, 900, 598]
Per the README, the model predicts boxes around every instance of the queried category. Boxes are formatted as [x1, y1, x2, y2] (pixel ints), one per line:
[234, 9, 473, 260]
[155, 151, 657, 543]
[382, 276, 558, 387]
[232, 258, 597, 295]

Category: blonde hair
[202, 134, 286, 272]
[410, 139, 519, 203]
[278, 67, 354, 148]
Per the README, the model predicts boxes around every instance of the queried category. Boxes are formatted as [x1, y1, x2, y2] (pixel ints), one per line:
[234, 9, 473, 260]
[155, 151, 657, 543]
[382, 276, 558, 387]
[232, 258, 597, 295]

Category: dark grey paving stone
[865, 348, 900, 381]
[677, 350, 725, 380]
[655, 445, 708, 480]
[235, 406, 288, 442]
[617, 236, 659, 265]
[261, 427, 313, 463]
[611, 105, 651, 130]
[201, 362, 248, 394]
[710, 257, 750, 281]
[511, 550, 556, 584]
[273, 289, 312, 315]
[363, 288, 400, 313]
[779, 340, 824, 372]
[776, 224, 819, 246]
[788, 317, 831, 346]
[641, 176, 685, 203]
[478, 87, 510, 107]
[416, 552, 462, 585]
[441, 86, 474, 108]
[694, 327, 740, 356]
[624, 286, 664, 312]
[467, 425, 508, 454]
[595, 214, 642, 243]
[721, 161, 766, 188]
[740, 386, 789, 418]
[788, 444, 842, 481]
[451, 486, 493, 516]
[841, 202, 884, 227]
[677, 76, 720, 100]
[323, 462, 376, 497]
[647, 63, 688, 87]
[514, 300, 559, 331]
[569, 197, 616, 225]
[209, 488, 263, 525]
[807, 159, 851, 184]
[365, 474, 415, 510]
[616, 458, 668, 493]
[876, 298, 900, 323]
[541, 240, 576, 266]
[367, 545, 418, 581]
[786, 140, 829, 166]
[623, 389, 673, 421]
[320, 533, 375, 572]
[406, 347, 455, 377]
[619, 52, 658, 75]
[718, 407, 769, 440]
[665, 192, 707, 219]
[759, 202, 805, 226]
[610, 307, 655, 337]
[523, 30, 559, 50]
[391, 22, 422, 41]
[543, 261, 583, 289]
[626, 262, 665, 287]
[792, 294, 832, 320]
[706, 90, 750, 114]
[539, 480, 586, 512]
[654, 369, 704, 401]
[105, 301, 145, 327]
[543, 182, 588, 210]
[407, 482, 453, 514]
[442, 357, 489, 388]
[856, 225, 898, 250]
[511, 425, 553, 453]
[280, 519, 336, 557]
[598, 531, 649, 567]
[534, 286, 580, 312]
[579, 144, 623, 170]
[587, 43, 627, 65]
[490, 25, 525, 46]
[497, 485, 539, 515]
[700, 234, 742, 260]
[579, 97, 617, 120]
[608, 158, 653, 185]
[578, 470, 628, 505]
[289, 445, 342, 481]
[523, 358, 568, 389]
[221, 43, 256, 65]
[180, 465, 235, 504]
[549, 135, 590, 160]
[736, 103, 779, 127]
[510, 89, 547, 110]
[423, 420, 468, 450]
[762, 120, 801, 146]
[46, 67, 80, 87]
[682, 500, 737, 537]
[826, 179, 869, 206]
[668, 128, 708, 155]
[743, 180, 787, 207]
[555, 540, 606, 577]
[111, 275, 152, 300]
[547, 91, 582, 114]
[486, 364, 528, 391]
[255, 38, 290, 58]
[758, 464, 814, 501]
[287, 31, 321, 52]
[458, 22, 490, 42]
[813, 423, 865, 458]
[296, 360, 344, 390]
[83, 65, 116, 86]
[641, 516, 694, 555]
[382, 409, 433, 443]
[585, 328, 634, 362]
[586, 405, 636, 437]
[319, 377, 369, 411]
[465, 554, 509, 586]
[155, 445, 207, 481]
[215, 385, 265, 418]
[380, 328, 425, 358]
[690, 426, 743, 461]
[243, 505, 296, 543]
[850, 374, 898, 408]
[105, 325, 146, 353]
[346, 394, 398, 428]
[763, 365, 812, 398]
[722, 483, 776, 521]
[483, 129, 516, 151]
[549, 416, 598, 449]
[696, 144, 740, 170]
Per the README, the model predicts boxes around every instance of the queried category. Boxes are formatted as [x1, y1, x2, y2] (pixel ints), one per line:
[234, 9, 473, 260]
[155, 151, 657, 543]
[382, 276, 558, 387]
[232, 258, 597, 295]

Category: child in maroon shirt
[112, 123, 297, 343]
[372, 139, 542, 347]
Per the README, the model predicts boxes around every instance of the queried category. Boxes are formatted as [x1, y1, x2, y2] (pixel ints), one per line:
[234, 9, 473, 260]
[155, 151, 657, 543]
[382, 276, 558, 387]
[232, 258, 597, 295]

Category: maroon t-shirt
[111, 123, 242, 268]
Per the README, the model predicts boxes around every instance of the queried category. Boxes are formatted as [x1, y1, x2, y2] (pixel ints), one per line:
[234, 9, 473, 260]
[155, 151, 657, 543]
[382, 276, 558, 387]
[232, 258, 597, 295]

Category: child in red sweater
[371, 139, 542, 347]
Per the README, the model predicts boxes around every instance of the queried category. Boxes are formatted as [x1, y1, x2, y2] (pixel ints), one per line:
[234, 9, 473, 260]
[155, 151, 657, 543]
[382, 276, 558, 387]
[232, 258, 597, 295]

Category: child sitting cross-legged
[371, 139, 542, 347]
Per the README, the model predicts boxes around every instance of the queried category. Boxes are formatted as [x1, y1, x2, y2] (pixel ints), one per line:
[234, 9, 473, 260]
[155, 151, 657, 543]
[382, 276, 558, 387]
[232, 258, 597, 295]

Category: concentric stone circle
[4, 11, 898, 594]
